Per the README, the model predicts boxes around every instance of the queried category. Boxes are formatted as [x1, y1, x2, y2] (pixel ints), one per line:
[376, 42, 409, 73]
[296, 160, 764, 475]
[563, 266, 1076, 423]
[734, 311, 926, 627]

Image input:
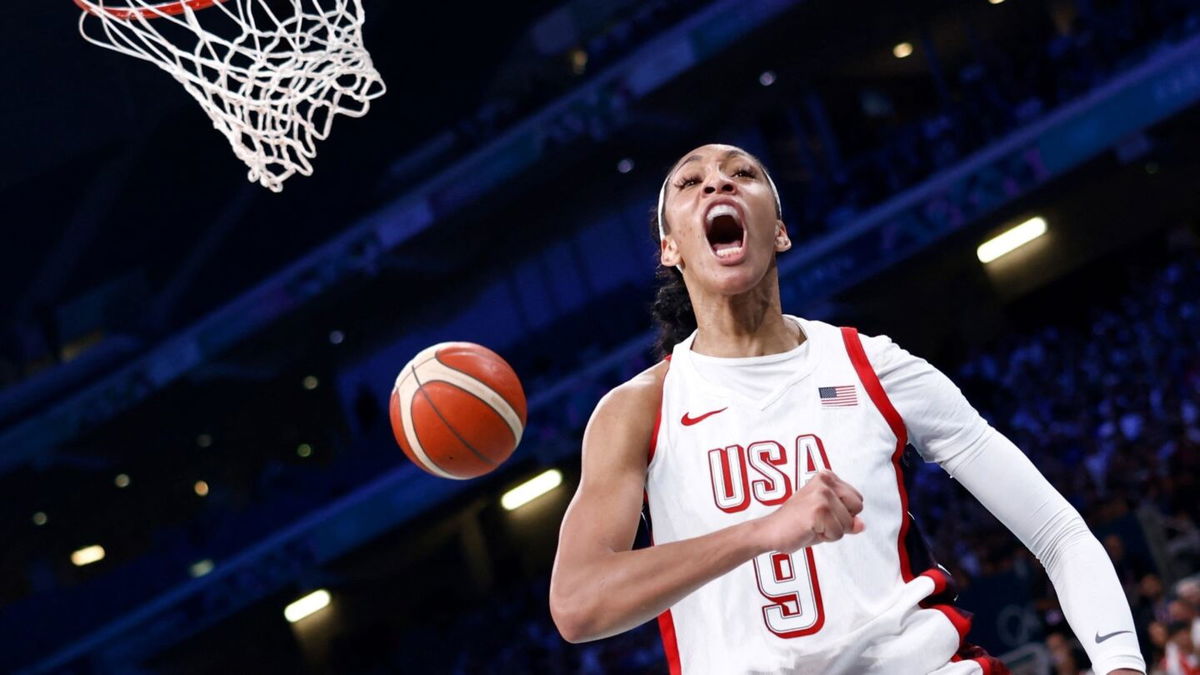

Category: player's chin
[701, 258, 770, 295]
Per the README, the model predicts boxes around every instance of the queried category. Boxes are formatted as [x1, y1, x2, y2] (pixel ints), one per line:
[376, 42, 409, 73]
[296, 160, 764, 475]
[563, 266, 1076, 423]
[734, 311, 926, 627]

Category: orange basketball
[389, 342, 527, 480]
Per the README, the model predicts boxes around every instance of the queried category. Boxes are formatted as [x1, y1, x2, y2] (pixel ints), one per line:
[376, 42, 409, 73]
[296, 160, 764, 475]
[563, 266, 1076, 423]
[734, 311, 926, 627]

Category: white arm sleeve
[860, 333, 1146, 675]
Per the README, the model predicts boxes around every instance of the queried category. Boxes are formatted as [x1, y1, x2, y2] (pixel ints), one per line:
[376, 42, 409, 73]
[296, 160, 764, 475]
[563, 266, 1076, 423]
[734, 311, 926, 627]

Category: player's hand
[753, 470, 865, 553]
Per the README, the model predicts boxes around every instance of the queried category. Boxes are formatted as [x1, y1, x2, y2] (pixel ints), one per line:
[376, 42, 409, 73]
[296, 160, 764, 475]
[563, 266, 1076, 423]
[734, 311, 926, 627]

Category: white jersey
[645, 316, 987, 675]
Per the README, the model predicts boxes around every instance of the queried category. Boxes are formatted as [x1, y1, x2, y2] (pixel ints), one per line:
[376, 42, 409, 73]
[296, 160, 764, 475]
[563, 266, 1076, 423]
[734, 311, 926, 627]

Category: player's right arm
[548, 363, 864, 644]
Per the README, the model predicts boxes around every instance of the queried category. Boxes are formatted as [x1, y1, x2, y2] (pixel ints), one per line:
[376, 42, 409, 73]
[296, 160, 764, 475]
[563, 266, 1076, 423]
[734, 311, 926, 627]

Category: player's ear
[774, 221, 792, 253]
[661, 235, 681, 267]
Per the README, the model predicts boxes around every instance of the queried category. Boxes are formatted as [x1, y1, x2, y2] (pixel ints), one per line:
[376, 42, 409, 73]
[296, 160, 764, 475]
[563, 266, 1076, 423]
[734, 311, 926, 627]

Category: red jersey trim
[839, 327, 913, 581]
[645, 513, 682, 674]
[647, 355, 671, 465]
[657, 609, 683, 675]
[919, 568, 950, 596]
[646, 506, 682, 673]
[645, 356, 680, 674]
[931, 604, 971, 642]
[951, 650, 1001, 674]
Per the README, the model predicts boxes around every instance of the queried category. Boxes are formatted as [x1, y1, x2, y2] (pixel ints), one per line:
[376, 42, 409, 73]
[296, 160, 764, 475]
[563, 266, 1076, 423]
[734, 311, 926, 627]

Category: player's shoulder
[801, 316, 906, 367]
[855, 330, 898, 352]
[581, 360, 666, 456]
[600, 360, 667, 417]
[787, 316, 884, 351]
[847, 328, 934, 383]
[829, 319, 900, 357]
[793, 316, 844, 343]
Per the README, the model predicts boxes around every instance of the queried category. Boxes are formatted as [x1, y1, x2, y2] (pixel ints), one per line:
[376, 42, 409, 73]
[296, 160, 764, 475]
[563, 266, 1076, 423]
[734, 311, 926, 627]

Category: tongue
[713, 241, 741, 253]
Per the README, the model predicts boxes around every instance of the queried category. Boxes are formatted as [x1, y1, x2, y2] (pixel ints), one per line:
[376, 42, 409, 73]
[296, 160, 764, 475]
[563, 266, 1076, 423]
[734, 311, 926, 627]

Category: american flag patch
[819, 385, 857, 407]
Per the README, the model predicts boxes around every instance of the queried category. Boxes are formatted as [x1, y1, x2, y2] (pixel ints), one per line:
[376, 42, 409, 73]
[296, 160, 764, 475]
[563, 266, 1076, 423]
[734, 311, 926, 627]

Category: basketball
[389, 342, 527, 480]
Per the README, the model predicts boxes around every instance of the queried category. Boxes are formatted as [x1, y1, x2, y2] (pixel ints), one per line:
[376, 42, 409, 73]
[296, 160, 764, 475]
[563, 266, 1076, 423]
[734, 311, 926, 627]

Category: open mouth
[705, 204, 746, 259]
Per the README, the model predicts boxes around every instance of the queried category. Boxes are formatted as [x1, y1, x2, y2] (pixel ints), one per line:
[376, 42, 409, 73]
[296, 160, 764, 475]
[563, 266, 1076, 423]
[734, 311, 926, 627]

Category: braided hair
[647, 149, 783, 357]
[648, 235, 696, 358]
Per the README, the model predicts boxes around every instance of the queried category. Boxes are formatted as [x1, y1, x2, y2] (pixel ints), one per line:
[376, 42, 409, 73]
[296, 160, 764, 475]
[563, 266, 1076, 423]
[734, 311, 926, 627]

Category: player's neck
[689, 278, 801, 358]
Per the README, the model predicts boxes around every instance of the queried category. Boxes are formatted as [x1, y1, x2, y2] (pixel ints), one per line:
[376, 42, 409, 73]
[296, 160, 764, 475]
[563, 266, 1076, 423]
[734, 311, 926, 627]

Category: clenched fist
[753, 470, 865, 553]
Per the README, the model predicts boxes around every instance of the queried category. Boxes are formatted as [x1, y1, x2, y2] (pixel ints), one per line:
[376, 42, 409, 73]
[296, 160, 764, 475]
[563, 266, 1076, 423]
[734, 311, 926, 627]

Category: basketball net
[75, 0, 387, 192]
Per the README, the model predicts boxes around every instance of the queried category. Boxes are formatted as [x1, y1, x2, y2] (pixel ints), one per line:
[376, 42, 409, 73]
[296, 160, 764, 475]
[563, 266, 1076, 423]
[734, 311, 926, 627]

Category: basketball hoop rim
[73, 0, 227, 20]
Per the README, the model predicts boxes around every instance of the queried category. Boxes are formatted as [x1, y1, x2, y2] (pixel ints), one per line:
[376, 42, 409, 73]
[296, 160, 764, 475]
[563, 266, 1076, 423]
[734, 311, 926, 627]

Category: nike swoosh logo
[681, 407, 728, 426]
[1095, 629, 1131, 643]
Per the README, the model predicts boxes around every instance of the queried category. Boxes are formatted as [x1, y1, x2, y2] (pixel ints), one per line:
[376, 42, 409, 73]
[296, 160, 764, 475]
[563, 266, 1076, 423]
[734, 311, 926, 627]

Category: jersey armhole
[841, 329, 919, 582]
[839, 326, 907, 447]
[641, 354, 680, 675]
[647, 354, 671, 467]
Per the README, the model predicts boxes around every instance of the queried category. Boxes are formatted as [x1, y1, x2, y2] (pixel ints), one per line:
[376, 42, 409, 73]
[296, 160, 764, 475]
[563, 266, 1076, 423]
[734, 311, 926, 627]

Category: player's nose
[702, 174, 737, 196]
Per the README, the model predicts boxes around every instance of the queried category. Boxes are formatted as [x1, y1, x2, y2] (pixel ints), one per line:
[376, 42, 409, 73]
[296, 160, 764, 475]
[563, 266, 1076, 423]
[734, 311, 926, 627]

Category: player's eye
[733, 167, 757, 178]
[674, 175, 700, 189]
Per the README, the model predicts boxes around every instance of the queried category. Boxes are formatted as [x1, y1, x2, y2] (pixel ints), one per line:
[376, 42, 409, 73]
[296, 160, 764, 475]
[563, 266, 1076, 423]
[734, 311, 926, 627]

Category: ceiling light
[190, 559, 214, 577]
[569, 48, 588, 75]
[501, 469, 563, 511]
[194, 480, 210, 497]
[617, 158, 634, 174]
[32, 512, 48, 526]
[977, 217, 1048, 263]
[297, 443, 313, 458]
[759, 70, 776, 87]
[71, 545, 105, 567]
[115, 474, 131, 488]
[285, 589, 331, 623]
[303, 375, 319, 390]
[893, 42, 914, 59]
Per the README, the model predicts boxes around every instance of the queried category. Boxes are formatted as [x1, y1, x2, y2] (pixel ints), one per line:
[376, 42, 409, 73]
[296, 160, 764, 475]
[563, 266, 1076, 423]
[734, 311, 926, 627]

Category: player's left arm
[859, 332, 1147, 675]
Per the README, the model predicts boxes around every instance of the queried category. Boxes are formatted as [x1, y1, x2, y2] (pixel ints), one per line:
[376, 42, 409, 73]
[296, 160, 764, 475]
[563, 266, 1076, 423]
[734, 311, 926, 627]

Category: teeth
[706, 204, 739, 224]
[715, 245, 743, 257]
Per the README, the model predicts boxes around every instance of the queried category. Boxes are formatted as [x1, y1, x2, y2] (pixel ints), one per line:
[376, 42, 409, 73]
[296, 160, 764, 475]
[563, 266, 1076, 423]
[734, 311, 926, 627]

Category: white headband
[657, 168, 782, 240]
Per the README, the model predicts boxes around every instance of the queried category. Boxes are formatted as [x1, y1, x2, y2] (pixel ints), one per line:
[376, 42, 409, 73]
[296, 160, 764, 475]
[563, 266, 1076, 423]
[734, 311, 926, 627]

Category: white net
[76, 0, 386, 192]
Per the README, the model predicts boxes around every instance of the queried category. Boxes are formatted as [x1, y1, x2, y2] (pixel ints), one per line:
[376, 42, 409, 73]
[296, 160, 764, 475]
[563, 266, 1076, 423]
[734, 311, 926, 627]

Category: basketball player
[548, 144, 1147, 674]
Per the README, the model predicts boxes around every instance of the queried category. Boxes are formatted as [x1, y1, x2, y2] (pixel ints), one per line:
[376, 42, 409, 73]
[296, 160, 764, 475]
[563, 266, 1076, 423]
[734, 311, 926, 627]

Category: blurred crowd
[911, 245, 1200, 674]
[779, 0, 1200, 248]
